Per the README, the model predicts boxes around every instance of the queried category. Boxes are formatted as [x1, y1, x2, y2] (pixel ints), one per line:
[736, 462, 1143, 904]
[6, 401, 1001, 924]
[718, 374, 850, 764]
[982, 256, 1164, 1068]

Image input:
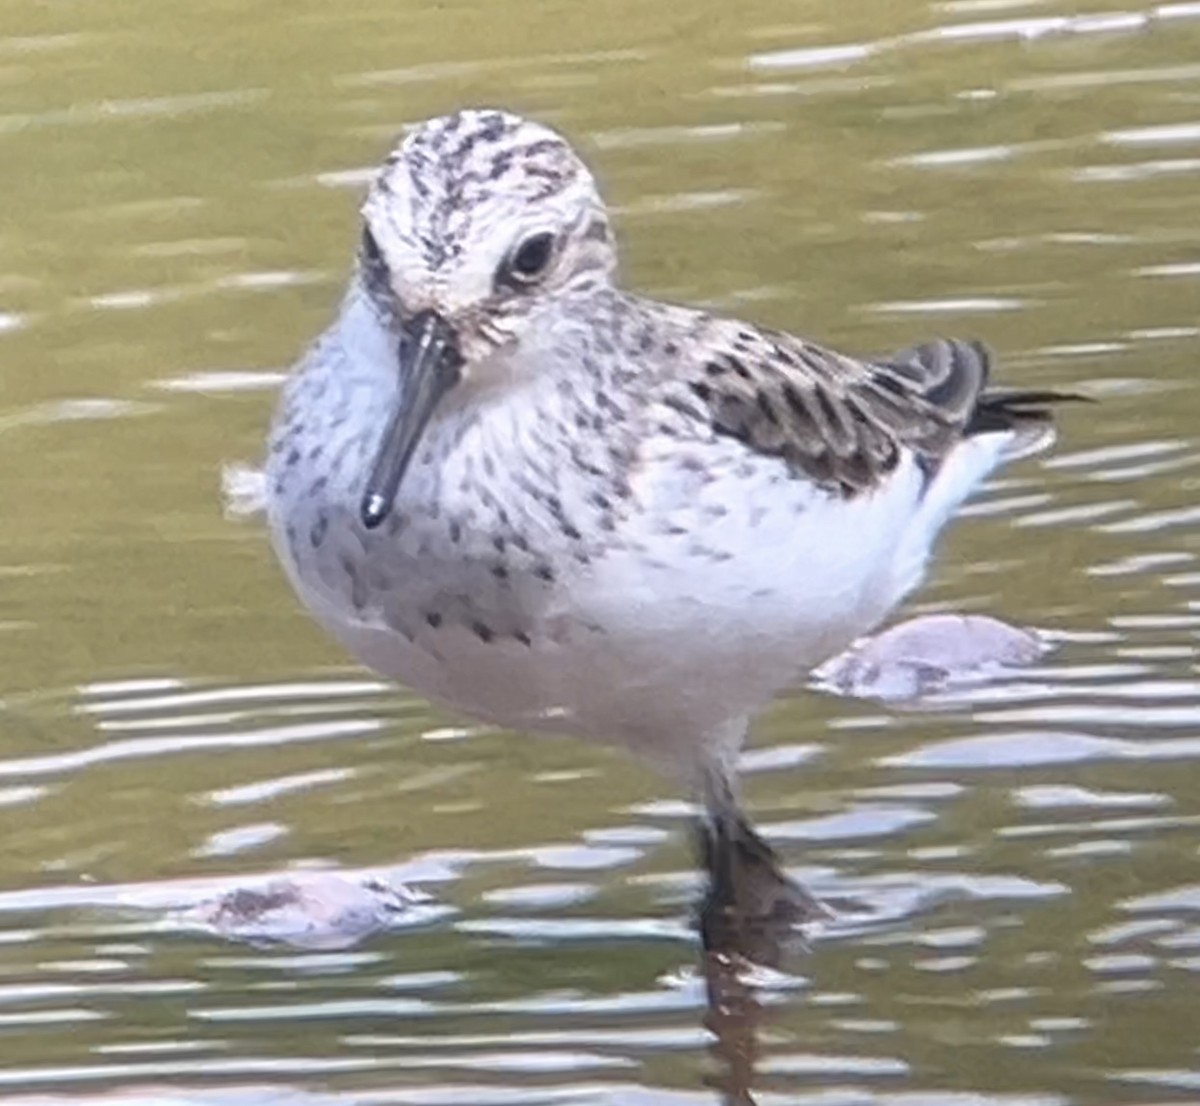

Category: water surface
[1, 0, 1199, 1102]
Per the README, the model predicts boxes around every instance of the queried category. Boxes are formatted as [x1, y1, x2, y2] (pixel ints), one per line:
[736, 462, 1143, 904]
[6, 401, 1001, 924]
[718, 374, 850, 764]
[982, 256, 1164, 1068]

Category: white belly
[270, 445, 932, 780]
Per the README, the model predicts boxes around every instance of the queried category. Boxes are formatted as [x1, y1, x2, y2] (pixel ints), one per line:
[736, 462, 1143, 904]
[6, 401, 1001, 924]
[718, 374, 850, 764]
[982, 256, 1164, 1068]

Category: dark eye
[503, 232, 556, 286]
[361, 225, 386, 268]
[360, 225, 394, 307]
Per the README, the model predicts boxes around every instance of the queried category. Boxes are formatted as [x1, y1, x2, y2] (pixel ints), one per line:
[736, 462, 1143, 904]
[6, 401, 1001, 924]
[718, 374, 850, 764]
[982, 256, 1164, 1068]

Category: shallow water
[1, 0, 1199, 1102]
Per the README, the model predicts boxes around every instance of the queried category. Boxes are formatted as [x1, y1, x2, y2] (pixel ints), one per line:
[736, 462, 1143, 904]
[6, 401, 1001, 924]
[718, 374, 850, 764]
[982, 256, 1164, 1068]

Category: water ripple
[1, 0, 1199, 1100]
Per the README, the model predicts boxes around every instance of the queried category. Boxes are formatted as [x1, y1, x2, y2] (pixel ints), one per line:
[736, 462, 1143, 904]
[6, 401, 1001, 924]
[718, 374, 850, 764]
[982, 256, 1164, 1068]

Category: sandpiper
[264, 108, 1069, 960]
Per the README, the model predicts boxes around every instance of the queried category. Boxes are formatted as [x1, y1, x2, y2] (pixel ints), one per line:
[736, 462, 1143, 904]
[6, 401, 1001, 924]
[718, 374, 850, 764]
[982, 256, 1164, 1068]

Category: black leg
[695, 807, 827, 967]
[696, 811, 741, 957]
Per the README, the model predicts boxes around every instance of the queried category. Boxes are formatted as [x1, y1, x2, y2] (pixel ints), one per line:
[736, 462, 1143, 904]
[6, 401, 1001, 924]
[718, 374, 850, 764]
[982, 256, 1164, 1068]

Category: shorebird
[264, 108, 1068, 960]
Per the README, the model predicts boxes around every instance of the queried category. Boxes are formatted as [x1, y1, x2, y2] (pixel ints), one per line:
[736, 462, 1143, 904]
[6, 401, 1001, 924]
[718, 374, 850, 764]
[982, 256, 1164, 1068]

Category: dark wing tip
[967, 388, 1091, 435]
[878, 338, 992, 427]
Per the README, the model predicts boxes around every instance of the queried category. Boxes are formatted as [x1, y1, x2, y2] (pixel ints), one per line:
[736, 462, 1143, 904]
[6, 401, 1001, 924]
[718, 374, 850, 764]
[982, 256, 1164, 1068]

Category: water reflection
[2, 0, 1200, 1100]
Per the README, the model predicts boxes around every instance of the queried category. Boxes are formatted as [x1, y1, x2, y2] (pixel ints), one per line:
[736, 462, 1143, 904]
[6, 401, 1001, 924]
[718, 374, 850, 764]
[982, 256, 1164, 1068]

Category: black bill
[360, 309, 463, 529]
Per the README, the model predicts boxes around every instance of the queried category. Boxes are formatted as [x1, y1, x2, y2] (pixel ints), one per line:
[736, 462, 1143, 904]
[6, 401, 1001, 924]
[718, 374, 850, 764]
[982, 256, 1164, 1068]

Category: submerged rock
[179, 872, 433, 949]
[813, 613, 1047, 702]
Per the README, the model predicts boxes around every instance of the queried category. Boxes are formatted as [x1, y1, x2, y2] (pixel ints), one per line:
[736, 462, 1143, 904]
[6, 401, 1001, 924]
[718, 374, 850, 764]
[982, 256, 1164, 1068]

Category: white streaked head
[348, 109, 618, 530]
[358, 108, 616, 362]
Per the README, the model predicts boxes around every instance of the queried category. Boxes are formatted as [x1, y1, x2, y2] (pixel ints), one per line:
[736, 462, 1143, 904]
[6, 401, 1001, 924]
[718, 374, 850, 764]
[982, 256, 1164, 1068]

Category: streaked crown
[356, 109, 616, 351]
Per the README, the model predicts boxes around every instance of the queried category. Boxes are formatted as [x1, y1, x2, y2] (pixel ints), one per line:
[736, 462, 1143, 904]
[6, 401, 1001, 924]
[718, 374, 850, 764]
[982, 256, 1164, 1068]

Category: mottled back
[669, 321, 1053, 495]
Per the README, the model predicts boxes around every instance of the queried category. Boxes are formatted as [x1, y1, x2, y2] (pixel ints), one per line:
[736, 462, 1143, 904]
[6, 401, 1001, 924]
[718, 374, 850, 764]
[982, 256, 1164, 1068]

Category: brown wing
[673, 323, 994, 495]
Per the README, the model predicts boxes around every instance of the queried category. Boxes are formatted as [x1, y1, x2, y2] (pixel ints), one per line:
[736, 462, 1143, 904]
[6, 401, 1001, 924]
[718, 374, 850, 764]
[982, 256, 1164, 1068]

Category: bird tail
[887, 387, 1085, 606]
[967, 388, 1089, 461]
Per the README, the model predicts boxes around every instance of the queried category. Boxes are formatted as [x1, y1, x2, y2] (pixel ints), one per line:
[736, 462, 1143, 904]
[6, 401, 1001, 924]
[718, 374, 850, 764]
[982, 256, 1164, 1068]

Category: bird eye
[361, 226, 386, 268]
[359, 225, 396, 310]
[503, 232, 557, 287]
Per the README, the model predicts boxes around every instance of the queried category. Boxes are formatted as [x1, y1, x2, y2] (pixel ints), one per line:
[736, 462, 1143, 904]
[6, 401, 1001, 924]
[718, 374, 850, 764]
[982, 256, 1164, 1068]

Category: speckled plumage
[264, 109, 1065, 948]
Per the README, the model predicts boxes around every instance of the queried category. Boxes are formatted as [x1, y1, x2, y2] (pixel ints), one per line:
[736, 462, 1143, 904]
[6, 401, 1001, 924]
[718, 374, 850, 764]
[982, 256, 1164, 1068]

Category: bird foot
[695, 813, 828, 967]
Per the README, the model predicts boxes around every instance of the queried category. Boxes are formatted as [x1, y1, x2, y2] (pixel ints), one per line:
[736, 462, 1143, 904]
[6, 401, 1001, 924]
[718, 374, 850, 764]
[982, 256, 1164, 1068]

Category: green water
[1, 1, 1199, 1102]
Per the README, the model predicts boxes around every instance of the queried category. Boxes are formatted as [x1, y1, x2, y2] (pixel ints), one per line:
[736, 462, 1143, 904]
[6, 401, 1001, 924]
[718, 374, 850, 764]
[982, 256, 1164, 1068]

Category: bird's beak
[360, 309, 463, 529]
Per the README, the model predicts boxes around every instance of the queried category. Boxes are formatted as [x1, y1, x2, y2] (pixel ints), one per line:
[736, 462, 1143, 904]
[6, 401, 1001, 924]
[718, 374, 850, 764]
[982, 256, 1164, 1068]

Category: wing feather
[671, 322, 1002, 495]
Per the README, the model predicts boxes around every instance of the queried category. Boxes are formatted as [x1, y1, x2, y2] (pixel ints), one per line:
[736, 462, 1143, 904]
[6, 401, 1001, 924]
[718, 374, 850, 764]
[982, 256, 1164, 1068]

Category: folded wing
[673, 324, 1063, 495]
